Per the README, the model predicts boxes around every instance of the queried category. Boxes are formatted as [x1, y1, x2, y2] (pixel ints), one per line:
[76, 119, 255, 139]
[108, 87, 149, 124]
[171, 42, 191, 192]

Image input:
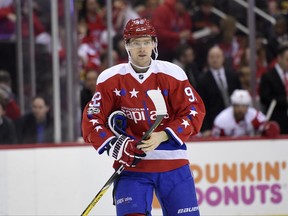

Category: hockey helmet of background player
[230, 89, 252, 106]
[123, 18, 157, 42]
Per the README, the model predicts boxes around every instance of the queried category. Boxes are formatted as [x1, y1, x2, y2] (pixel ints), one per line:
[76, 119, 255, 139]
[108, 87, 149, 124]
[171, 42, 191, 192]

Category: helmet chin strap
[125, 44, 159, 71]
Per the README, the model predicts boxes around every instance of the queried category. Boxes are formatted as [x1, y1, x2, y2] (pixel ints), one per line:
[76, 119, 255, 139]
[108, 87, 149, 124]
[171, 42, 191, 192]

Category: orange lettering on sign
[240, 163, 254, 182]
[265, 162, 280, 181]
[223, 163, 237, 183]
[190, 164, 202, 183]
[206, 164, 219, 183]
[257, 162, 262, 181]
[190, 161, 285, 184]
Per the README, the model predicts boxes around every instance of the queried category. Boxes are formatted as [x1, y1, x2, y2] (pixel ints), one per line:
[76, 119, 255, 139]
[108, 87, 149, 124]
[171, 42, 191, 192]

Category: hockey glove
[262, 121, 280, 138]
[108, 110, 129, 137]
[107, 135, 146, 167]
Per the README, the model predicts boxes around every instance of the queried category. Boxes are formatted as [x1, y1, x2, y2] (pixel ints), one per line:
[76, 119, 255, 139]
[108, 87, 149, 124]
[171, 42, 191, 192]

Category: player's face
[233, 104, 248, 122]
[127, 37, 155, 67]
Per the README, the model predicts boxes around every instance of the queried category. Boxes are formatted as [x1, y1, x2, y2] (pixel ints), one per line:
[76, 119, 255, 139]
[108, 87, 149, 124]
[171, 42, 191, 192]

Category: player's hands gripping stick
[108, 135, 146, 167]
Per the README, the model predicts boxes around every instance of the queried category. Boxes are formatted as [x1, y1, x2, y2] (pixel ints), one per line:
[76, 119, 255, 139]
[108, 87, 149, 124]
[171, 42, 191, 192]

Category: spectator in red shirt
[151, 0, 193, 61]
[20, 1, 45, 38]
[78, 0, 106, 51]
[0, 70, 21, 121]
[0, 0, 15, 39]
[0, 1, 49, 43]
[138, 0, 161, 20]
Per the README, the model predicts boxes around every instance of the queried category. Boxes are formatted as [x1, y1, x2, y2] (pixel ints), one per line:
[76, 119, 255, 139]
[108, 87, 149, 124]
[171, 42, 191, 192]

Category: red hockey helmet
[123, 18, 157, 41]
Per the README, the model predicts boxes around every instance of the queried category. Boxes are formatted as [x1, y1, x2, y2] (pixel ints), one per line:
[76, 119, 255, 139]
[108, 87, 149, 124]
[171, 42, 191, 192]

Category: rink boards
[0, 138, 287, 215]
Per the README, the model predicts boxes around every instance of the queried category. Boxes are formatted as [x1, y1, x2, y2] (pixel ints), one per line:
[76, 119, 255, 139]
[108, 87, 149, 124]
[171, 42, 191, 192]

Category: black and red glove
[107, 135, 146, 167]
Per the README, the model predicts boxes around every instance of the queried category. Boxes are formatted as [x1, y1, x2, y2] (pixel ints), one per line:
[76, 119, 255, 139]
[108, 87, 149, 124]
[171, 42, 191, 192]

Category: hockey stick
[266, 99, 277, 121]
[81, 89, 167, 216]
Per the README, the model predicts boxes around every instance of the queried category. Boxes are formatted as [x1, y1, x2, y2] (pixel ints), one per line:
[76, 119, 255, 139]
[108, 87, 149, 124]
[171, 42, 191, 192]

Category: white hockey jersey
[212, 106, 266, 137]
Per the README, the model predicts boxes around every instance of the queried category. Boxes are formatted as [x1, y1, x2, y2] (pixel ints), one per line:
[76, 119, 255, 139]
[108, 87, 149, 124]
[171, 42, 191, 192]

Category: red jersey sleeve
[164, 78, 206, 144]
[81, 76, 119, 154]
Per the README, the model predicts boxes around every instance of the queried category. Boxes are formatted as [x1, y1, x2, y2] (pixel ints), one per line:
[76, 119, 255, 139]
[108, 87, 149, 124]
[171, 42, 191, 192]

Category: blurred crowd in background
[0, 0, 288, 144]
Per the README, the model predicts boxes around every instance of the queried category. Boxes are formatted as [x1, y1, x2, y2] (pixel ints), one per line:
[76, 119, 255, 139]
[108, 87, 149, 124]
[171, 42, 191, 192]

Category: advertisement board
[152, 139, 288, 215]
[0, 139, 287, 215]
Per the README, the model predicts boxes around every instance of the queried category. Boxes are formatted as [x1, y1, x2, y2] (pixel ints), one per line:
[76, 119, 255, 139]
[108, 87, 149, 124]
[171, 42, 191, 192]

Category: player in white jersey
[212, 89, 279, 137]
[82, 18, 205, 215]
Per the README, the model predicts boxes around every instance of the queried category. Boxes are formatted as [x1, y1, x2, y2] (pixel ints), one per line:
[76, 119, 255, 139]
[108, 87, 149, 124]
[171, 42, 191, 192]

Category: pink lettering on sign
[241, 185, 254, 205]
[196, 184, 282, 206]
[191, 161, 286, 207]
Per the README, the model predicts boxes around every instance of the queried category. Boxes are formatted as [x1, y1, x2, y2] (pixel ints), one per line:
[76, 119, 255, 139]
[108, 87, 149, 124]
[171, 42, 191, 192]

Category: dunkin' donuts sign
[188, 140, 288, 215]
[152, 139, 288, 215]
[192, 161, 285, 206]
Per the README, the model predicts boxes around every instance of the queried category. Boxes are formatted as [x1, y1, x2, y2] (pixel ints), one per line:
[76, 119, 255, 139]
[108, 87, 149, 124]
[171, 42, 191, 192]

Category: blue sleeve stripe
[156, 140, 187, 150]
[165, 127, 183, 146]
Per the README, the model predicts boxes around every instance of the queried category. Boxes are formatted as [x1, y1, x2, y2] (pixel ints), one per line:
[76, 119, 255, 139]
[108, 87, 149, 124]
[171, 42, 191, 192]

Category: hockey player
[82, 18, 205, 216]
[212, 89, 280, 138]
